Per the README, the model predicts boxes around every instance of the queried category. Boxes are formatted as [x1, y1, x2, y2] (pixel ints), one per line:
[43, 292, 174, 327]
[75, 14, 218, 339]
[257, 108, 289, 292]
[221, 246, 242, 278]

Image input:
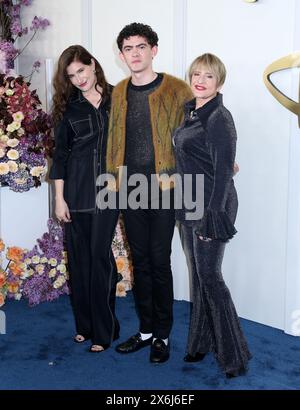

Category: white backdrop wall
[284, 0, 300, 337]
[17, 0, 84, 110]
[91, 0, 176, 84]
[3, 0, 300, 335]
[186, 0, 294, 331]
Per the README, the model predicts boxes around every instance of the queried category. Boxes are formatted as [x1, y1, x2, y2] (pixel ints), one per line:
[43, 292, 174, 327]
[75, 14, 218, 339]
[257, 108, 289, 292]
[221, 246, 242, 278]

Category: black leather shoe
[183, 352, 206, 362]
[225, 368, 247, 378]
[115, 333, 152, 353]
[150, 339, 170, 363]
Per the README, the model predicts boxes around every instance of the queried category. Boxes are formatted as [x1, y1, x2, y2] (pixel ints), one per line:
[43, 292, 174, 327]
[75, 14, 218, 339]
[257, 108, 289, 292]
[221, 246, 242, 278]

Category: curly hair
[117, 22, 159, 51]
[51, 45, 110, 125]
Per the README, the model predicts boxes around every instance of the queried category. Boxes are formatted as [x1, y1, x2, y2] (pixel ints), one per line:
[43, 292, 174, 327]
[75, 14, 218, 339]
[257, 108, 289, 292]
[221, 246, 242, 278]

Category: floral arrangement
[0, 0, 50, 77]
[0, 217, 133, 307]
[0, 74, 53, 191]
[0, 218, 69, 307]
[0, 1, 52, 192]
[112, 216, 133, 296]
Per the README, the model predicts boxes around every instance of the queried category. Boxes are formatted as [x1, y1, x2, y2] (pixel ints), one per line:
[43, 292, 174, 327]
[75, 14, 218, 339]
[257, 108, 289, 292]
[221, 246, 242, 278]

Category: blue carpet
[0, 293, 300, 390]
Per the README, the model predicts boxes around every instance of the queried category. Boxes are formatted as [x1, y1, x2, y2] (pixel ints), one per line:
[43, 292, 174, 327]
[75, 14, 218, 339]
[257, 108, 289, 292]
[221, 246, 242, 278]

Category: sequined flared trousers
[179, 225, 251, 375]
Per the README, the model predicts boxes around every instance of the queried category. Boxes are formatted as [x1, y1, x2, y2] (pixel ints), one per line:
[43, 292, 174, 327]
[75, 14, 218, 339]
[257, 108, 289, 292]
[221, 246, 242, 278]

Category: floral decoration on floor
[0, 218, 69, 307]
[0, 217, 133, 307]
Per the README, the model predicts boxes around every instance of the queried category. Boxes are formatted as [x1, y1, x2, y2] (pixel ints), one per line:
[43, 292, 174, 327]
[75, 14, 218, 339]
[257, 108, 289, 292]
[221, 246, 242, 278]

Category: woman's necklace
[190, 110, 197, 119]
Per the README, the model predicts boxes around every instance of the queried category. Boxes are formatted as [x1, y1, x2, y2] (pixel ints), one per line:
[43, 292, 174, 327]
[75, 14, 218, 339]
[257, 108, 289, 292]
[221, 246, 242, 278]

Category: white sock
[140, 332, 152, 341]
[153, 337, 168, 345]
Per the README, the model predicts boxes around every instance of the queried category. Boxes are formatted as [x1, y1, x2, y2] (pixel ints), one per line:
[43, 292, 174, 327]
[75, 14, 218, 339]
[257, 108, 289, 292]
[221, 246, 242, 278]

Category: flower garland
[0, 218, 133, 307]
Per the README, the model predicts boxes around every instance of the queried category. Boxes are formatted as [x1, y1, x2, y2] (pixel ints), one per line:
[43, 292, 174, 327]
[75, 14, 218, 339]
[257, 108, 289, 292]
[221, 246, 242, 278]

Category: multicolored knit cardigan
[106, 73, 193, 190]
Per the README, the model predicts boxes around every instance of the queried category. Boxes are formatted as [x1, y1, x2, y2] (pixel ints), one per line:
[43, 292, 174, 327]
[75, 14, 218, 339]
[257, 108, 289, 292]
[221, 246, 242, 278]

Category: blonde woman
[173, 53, 251, 377]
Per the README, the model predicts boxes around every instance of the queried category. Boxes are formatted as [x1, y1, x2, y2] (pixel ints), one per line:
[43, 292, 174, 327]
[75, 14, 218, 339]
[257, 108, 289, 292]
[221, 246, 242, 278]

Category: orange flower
[116, 281, 126, 297]
[116, 257, 126, 273]
[128, 260, 133, 273]
[7, 247, 24, 262]
[0, 272, 6, 288]
[9, 262, 23, 276]
[8, 282, 19, 293]
[0, 293, 5, 307]
[0, 239, 5, 252]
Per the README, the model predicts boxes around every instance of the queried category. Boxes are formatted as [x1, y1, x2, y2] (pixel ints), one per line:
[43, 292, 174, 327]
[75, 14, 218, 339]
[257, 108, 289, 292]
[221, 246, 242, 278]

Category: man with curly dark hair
[116, 22, 158, 50]
[107, 22, 193, 363]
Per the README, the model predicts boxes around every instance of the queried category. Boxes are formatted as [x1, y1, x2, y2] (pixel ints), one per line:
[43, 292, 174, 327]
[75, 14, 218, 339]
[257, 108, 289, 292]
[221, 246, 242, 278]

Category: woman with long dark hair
[49, 45, 119, 352]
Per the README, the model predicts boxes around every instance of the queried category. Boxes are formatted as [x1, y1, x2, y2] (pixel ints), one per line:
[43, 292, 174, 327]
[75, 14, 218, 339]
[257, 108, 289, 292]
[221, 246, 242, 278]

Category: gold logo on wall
[263, 53, 300, 127]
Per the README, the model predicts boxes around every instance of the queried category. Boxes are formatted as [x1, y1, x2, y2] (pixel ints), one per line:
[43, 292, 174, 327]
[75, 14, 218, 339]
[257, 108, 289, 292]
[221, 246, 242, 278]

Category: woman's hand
[233, 162, 239, 175]
[55, 198, 71, 223]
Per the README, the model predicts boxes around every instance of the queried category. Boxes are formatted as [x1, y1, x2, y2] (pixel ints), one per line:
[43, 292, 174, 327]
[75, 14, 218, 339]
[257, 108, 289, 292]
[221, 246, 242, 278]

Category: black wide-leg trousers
[122, 207, 175, 339]
[179, 224, 251, 374]
[65, 210, 119, 346]
[179, 186, 251, 374]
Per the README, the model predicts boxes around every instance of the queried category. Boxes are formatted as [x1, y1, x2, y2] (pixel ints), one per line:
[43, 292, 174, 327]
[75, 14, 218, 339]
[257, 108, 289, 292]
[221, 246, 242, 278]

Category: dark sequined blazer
[173, 93, 238, 241]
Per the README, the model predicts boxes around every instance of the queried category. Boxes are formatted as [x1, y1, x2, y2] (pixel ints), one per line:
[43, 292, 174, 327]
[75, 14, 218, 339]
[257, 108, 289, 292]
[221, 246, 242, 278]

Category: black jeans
[65, 210, 119, 345]
[122, 207, 175, 339]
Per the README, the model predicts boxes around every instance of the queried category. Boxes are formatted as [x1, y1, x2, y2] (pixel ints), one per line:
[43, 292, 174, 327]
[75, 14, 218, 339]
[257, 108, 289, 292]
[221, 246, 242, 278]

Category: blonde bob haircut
[188, 53, 226, 88]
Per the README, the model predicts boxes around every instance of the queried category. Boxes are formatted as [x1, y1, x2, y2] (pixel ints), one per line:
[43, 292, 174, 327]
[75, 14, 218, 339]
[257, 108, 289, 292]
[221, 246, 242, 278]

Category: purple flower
[20, 0, 33, 6]
[40, 18, 50, 30]
[20, 218, 70, 306]
[10, 20, 22, 35]
[11, 5, 21, 18]
[30, 16, 50, 31]
[33, 60, 41, 69]
[5, 169, 35, 193]
[1, 2, 50, 75]
[0, 41, 18, 60]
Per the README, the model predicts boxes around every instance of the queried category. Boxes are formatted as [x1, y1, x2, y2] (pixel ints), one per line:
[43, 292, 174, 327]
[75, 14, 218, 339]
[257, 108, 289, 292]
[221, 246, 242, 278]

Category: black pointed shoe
[115, 333, 153, 353]
[150, 339, 170, 363]
[183, 352, 206, 362]
[225, 368, 247, 379]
